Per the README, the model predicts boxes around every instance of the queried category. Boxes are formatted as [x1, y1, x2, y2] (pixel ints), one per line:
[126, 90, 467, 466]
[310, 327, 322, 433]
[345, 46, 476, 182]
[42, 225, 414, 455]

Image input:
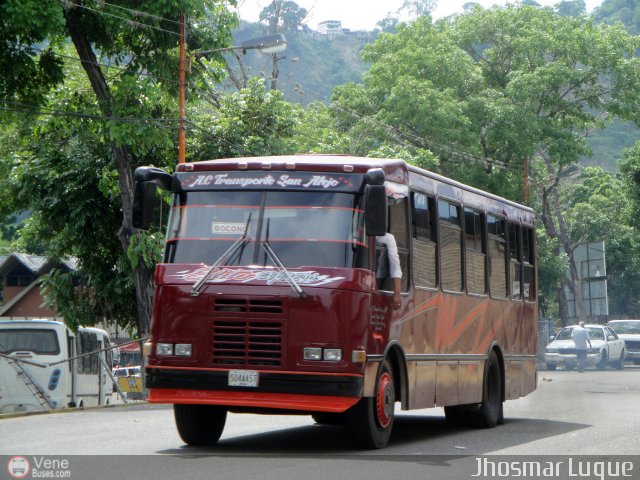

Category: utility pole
[523, 155, 529, 204]
[176, 16, 287, 164]
[270, 0, 283, 91]
[178, 14, 186, 164]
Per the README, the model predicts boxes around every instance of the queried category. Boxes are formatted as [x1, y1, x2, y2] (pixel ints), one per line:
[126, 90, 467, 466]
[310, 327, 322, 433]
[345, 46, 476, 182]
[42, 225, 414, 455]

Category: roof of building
[0, 253, 78, 278]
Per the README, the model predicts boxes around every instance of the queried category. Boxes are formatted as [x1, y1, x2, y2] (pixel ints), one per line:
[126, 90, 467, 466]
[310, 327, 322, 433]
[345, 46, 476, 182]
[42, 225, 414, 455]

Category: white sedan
[544, 324, 625, 371]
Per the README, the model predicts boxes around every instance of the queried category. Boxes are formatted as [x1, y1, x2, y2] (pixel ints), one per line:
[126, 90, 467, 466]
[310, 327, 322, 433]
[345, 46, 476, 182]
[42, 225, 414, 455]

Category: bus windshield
[0, 329, 61, 355]
[164, 190, 368, 269]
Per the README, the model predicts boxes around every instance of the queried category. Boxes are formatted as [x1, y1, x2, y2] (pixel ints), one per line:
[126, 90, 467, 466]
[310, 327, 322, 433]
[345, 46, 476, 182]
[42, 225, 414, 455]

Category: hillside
[229, 0, 640, 170]
[231, 21, 374, 104]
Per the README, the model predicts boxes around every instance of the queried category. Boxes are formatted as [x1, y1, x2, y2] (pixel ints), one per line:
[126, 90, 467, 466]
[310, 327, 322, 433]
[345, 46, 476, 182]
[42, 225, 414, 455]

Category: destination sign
[176, 171, 362, 192]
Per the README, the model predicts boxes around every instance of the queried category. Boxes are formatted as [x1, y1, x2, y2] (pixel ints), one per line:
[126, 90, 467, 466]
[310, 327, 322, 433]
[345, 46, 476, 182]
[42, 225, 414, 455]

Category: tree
[554, 0, 586, 17]
[259, 1, 308, 33]
[309, 6, 640, 322]
[0, 0, 236, 335]
[189, 77, 303, 160]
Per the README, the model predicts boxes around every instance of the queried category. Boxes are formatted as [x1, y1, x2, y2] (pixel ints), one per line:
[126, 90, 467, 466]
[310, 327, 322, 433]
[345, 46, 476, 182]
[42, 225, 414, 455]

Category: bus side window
[412, 192, 437, 289]
[438, 199, 463, 292]
[376, 195, 409, 292]
[488, 215, 508, 298]
[522, 227, 536, 301]
[509, 223, 522, 300]
[464, 208, 486, 295]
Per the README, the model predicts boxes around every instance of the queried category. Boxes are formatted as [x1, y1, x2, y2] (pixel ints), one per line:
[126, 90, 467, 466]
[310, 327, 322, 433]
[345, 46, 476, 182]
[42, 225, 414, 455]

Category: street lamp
[177, 29, 288, 164]
[195, 34, 288, 57]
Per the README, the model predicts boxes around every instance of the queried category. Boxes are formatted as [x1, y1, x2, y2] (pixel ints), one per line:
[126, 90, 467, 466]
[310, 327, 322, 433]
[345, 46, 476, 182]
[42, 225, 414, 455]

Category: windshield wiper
[261, 240, 307, 299]
[191, 214, 252, 297]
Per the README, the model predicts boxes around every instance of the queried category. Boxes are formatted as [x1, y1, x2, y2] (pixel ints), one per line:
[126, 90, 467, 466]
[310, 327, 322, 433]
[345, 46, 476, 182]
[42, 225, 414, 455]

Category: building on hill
[0, 253, 78, 318]
[318, 20, 342, 35]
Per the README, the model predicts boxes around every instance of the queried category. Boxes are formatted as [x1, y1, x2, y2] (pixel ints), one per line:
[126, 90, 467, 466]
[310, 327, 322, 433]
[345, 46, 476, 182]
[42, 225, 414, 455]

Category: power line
[0, 100, 177, 125]
[65, 2, 182, 37]
[286, 80, 525, 175]
[28, 46, 182, 87]
[95, 1, 182, 26]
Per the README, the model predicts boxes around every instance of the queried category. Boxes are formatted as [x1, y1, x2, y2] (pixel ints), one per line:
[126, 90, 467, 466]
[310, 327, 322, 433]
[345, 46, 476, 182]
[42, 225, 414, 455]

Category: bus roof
[179, 154, 533, 214]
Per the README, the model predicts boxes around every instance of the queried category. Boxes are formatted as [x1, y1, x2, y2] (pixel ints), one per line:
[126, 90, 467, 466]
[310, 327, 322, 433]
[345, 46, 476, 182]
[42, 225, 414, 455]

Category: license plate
[228, 370, 259, 387]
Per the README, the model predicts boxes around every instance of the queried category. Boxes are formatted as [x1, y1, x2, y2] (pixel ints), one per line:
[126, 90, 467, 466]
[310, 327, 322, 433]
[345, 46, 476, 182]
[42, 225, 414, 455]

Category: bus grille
[212, 299, 284, 367]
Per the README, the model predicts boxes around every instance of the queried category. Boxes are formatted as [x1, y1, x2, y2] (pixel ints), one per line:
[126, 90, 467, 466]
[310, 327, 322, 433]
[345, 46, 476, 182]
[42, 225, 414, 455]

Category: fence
[0, 339, 147, 414]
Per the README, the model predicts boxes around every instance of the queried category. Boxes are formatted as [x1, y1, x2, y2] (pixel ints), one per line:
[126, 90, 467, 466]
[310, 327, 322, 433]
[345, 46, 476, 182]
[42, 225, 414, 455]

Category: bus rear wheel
[174, 404, 227, 446]
[472, 350, 503, 428]
[346, 359, 395, 449]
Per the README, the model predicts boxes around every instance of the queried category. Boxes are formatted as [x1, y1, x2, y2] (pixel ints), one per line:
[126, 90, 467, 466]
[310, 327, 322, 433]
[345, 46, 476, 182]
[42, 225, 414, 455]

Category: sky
[235, 0, 604, 31]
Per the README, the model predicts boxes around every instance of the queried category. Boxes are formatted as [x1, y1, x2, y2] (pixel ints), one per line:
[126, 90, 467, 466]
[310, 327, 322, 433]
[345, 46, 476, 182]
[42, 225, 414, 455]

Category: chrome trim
[405, 353, 487, 362]
[504, 354, 536, 362]
[366, 354, 384, 363]
[416, 361, 436, 366]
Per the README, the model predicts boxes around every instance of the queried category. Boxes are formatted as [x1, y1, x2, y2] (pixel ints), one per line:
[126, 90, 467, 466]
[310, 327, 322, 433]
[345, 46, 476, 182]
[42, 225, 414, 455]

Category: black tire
[312, 412, 346, 425]
[472, 350, 503, 428]
[174, 404, 227, 446]
[346, 359, 395, 449]
[546, 363, 557, 371]
[615, 350, 625, 370]
[597, 351, 608, 370]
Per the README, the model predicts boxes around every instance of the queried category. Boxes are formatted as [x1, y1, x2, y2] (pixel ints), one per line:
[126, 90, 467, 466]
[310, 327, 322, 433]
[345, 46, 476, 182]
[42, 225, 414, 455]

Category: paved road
[1, 368, 639, 479]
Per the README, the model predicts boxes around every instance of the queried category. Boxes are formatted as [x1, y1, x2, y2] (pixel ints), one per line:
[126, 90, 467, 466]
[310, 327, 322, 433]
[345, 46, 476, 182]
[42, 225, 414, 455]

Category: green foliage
[190, 77, 303, 159]
[258, 1, 308, 32]
[0, 0, 65, 106]
[536, 231, 567, 319]
[593, 0, 640, 34]
[0, 1, 237, 333]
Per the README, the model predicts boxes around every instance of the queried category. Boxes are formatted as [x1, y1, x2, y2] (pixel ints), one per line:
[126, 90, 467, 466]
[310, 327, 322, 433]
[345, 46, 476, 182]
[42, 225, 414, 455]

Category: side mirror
[132, 181, 158, 230]
[364, 168, 387, 237]
[132, 167, 172, 230]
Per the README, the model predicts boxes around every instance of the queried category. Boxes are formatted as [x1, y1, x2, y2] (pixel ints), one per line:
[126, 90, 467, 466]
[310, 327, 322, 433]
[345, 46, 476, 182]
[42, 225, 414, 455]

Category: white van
[0, 319, 114, 413]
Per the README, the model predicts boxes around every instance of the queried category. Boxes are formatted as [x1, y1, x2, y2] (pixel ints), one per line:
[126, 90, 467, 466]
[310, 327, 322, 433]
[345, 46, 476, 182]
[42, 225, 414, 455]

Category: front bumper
[544, 352, 601, 368]
[146, 366, 363, 413]
[624, 350, 640, 360]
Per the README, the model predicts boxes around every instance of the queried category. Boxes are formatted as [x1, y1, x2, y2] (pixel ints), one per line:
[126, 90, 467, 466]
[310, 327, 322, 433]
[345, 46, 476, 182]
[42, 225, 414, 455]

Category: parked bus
[134, 155, 537, 449]
[0, 319, 113, 413]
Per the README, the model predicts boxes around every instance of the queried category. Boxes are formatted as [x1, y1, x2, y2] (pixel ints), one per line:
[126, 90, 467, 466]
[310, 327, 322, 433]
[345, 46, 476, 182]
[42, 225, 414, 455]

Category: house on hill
[318, 20, 342, 35]
[0, 253, 78, 318]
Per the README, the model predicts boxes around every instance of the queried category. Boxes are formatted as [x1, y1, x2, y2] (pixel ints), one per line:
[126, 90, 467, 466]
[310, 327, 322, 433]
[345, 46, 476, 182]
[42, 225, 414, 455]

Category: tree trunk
[65, 3, 153, 335]
[540, 163, 586, 325]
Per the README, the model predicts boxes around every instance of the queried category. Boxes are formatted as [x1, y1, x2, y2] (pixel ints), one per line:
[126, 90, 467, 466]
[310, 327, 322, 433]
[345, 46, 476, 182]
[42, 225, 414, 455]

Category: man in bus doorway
[376, 232, 402, 309]
[571, 321, 592, 372]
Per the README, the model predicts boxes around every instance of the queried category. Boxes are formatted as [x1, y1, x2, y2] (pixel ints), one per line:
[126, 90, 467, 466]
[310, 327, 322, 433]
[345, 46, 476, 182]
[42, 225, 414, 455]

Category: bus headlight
[175, 344, 192, 356]
[156, 343, 174, 356]
[303, 347, 343, 361]
[303, 347, 322, 360]
[323, 349, 343, 361]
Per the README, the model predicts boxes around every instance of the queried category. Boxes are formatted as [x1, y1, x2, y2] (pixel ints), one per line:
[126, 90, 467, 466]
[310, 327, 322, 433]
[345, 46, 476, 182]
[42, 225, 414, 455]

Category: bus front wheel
[346, 359, 395, 449]
[174, 404, 227, 446]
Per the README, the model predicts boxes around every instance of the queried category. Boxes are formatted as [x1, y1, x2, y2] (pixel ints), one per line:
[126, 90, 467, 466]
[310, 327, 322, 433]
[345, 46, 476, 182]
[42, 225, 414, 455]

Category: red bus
[134, 155, 537, 449]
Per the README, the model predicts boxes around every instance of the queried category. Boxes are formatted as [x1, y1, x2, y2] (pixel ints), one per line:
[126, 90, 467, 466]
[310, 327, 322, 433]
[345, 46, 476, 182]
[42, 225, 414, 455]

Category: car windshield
[164, 190, 368, 269]
[554, 326, 604, 341]
[608, 321, 640, 334]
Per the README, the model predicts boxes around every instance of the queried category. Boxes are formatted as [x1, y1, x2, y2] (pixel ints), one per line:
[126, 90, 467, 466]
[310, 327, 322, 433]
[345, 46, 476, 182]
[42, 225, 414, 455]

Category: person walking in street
[571, 321, 592, 372]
